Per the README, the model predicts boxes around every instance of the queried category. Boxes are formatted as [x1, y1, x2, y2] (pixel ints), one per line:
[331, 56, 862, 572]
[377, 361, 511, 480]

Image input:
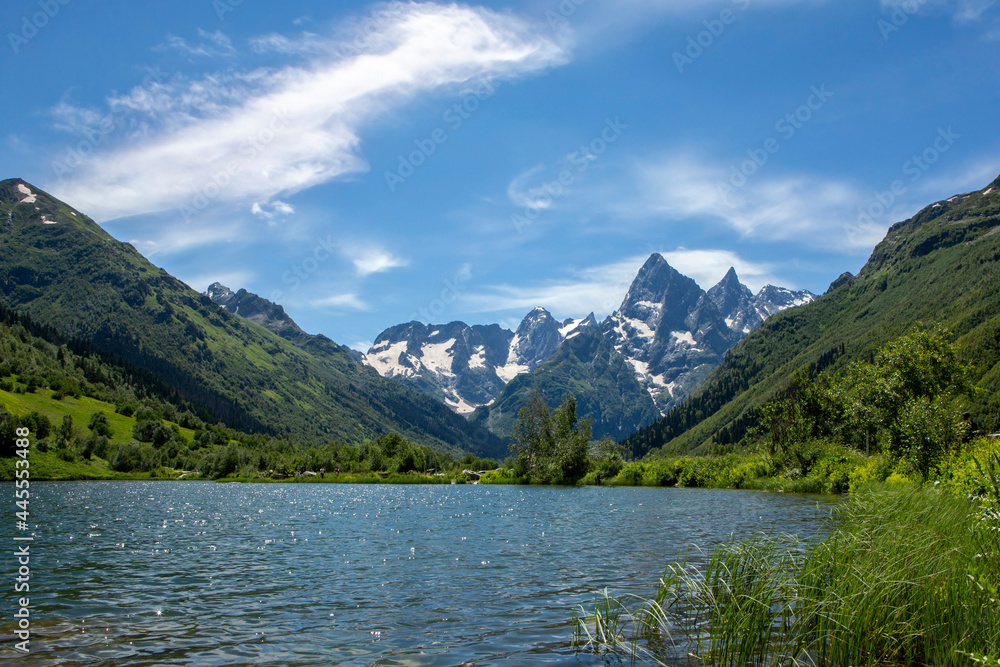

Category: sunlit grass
[576, 484, 1000, 666]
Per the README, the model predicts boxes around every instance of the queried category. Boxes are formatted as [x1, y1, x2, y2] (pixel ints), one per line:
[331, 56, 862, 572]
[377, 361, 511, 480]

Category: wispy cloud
[249, 32, 326, 55]
[251, 199, 295, 224]
[632, 155, 860, 244]
[461, 249, 780, 319]
[881, 0, 997, 22]
[312, 293, 371, 310]
[351, 248, 408, 277]
[507, 165, 556, 210]
[47, 2, 567, 222]
[155, 30, 236, 58]
[127, 221, 240, 257]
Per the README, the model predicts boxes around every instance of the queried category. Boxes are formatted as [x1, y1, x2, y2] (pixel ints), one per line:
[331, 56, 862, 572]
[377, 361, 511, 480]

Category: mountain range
[623, 172, 1000, 456]
[0, 178, 504, 458]
[354, 255, 814, 440]
[8, 168, 997, 463]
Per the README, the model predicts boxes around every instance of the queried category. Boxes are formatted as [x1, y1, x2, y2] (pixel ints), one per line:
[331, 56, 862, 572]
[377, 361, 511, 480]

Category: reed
[576, 484, 1000, 666]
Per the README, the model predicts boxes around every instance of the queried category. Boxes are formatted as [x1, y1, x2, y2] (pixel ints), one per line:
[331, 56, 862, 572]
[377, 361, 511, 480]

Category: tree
[511, 391, 553, 476]
[755, 324, 973, 478]
[88, 412, 114, 438]
[510, 391, 592, 484]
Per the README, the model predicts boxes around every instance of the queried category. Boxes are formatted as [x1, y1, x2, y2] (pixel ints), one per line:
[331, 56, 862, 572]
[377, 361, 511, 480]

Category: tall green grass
[576, 484, 1000, 665]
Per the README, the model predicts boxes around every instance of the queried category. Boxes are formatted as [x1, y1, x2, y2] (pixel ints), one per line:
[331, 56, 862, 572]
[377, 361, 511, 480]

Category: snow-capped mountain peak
[361, 254, 817, 418]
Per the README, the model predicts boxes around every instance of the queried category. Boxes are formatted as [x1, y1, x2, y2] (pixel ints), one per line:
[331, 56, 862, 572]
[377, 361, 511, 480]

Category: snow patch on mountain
[362, 255, 815, 420]
[17, 184, 36, 204]
[366, 340, 414, 378]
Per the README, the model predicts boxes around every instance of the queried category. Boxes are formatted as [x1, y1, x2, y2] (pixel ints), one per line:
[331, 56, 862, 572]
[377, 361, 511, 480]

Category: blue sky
[3, 0, 999, 350]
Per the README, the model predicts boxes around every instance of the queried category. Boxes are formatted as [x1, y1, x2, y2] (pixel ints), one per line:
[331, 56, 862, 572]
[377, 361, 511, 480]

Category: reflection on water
[0, 481, 836, 665]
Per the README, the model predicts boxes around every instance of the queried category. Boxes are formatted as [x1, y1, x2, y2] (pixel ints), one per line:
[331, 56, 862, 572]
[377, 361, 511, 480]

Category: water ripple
[0, 481, 835, 665]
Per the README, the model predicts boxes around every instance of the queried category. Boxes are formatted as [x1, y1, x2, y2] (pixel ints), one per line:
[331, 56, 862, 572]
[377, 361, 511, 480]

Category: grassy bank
[578, 437, 1000, 496]
[574, 456, 1000, 665]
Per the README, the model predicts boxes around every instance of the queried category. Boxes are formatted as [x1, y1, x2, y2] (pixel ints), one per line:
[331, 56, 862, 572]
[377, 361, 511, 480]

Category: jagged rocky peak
[706, 267, 758, 334]
[754, 284, 816, 319]
[204, 283, 300, 335]
[205, 282, 236, 306]
[561, 313, 597, 338]
[707, 267, 753, 313]
[617, 254, 704, 332]
[510, 307, 562, 368]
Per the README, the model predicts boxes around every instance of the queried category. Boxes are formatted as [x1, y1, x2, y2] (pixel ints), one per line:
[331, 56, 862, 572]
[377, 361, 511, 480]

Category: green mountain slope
[624, 173, 1000, 456]
[0, 178, 501, 456]
[470, 328, 661, 441]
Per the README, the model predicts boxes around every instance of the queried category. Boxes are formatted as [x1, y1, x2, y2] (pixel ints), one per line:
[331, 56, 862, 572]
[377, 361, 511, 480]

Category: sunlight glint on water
[2, 481, 835, 666]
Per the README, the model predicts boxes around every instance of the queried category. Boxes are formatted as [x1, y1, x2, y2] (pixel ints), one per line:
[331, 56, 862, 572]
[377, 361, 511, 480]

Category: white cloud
[881, 0, 996, 22]
[249, 32, 326, 55]
[349, 340, 373, 353]
[46, 2, 567, 222]
[127, 222, 239, 257]
[461, 249, 780, 319]
[312, 293, 370, 310]
[628, 152, 1000, 254]
[156, 30, 236, 57]
[659, 249, 778, 292]
[251, 199, 295, 223]
[352, 248, 408, 276]
[634, 155, 862, 245]
[506, 165, 557, 210]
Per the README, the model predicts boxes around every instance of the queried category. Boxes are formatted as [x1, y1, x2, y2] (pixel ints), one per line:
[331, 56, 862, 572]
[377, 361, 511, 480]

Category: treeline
[0, 302, 211, 421]
[0, 309, 489, 477]
[753, 325, 976, 479]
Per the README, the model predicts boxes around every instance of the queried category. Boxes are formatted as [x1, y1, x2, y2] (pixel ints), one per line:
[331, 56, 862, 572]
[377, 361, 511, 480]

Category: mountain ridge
[622, 172, 1000, 457]
[0, 178, 504, 457]
[351, 251, 814, 440]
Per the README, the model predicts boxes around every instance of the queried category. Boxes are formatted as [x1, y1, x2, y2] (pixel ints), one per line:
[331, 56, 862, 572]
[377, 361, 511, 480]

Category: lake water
[1, 482, 836, 666]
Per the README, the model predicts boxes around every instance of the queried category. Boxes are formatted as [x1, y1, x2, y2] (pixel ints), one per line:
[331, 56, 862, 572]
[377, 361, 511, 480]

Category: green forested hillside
[624, 174, 1000, 457]
[0, 178, 501, 456]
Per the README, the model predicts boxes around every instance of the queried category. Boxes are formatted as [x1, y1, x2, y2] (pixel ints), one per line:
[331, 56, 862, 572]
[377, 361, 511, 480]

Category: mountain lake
[1, 482, 837, 665]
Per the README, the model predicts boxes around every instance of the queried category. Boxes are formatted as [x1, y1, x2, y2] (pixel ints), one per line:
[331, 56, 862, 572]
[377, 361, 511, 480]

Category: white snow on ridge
[419, 340, 456, 375]
[670, 330, 696, 346]
[16, 184, 36, 204]
[468, 345, 487, 369]
[559, 318, 584, 338]
[365, 341, 412, 378]
[625, 317, 654, 340]
[985, 187, 994, 195]
[496, 360, 529, 383]
[444, 393, 477, 415]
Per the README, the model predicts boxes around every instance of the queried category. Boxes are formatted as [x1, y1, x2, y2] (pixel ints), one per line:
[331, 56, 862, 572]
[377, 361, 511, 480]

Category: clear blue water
[1, 481, 836, 665]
